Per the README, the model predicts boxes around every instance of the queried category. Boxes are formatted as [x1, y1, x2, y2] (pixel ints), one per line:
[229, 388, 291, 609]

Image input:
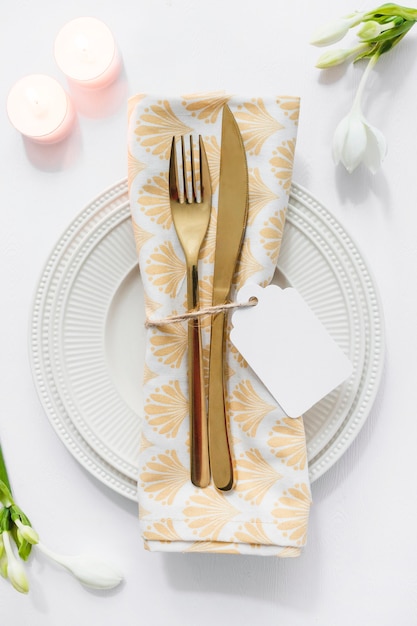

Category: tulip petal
[2, 531, 29, 593]
[37, 542, 123, 590]
[363, 123, 387, 173]
[62, 554, 124, 589]
[341, 115, 367, 173]
[310, 19, 350, 46]
[333, 112, 368, 173]
[332, 115, 350, 165]
[316, 48, 351, 68]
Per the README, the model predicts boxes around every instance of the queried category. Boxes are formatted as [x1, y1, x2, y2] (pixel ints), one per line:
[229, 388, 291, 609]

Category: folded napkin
[127, 93, 311, 556]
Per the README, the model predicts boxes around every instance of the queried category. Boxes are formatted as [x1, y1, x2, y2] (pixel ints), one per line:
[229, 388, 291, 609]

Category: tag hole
[249, 296, 258, 306]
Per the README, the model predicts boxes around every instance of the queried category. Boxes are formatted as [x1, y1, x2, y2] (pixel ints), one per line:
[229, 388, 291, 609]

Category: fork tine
[181, 135, 188, 204]
[189, 136, 197, 203]
[169, 137, 180, 203]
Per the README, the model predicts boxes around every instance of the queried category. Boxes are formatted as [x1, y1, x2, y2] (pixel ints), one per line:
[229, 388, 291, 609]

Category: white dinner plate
[29, 179, 384, 500]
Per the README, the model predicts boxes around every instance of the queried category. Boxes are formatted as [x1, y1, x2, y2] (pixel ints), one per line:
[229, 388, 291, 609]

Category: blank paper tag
[230, 284, 353, 417]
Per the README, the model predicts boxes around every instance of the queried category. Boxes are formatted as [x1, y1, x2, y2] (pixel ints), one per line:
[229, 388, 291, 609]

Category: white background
[1, 0, 417, 624]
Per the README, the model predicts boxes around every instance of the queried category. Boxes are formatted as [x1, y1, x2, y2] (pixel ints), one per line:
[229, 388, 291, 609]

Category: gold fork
[169, 135, 212, 488]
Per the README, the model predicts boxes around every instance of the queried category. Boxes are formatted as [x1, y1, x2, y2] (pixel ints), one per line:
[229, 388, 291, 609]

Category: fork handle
[207, 311, 234, 491]
[187, 265, 210, 488]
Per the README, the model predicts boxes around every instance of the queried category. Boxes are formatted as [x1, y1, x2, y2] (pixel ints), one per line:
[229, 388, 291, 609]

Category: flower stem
[0, 442, 12, 495]
[352, 53, 380, 112]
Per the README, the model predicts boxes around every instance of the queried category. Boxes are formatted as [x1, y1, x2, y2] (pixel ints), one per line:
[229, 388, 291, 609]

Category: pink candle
[54, 17, 121, 89]
[7, 74, 75, 144]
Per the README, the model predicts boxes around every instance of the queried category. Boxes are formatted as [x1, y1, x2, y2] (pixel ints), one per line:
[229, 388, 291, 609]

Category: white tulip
[332, 109, 387, 173]
[14, 519, 39, 544]
[37, 542, 123, 590]
[2, 531, 29, 594]
[357, 19, 396, 41]
[332, 54, 387, 173]
[315, 43, 369, 68]
[310, 12, 365, 46]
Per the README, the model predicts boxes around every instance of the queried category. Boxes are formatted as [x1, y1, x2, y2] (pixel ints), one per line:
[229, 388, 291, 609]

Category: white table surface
[2, 1, 417, 624]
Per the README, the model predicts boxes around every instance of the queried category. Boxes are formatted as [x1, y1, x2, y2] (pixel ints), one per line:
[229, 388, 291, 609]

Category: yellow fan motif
[234, 99, 284, 155]
[182, 92, 231, 123]
[230, 433, 242, 449]
[140, 450, 189, 505]
[235, 449, 282, 505]
[143, 363, 158, 384]
[187, 274, 213, 331]
[146, 380, 188, 438]
[127, 149, 146, 192]
[143, 519, 182, 543]
[272, 483, 311, 546]
[226, 329, 248, 370]
[202, 135, 221, 192]
[234, 240, 264, 289]
[224, 358, 236, 381]
[128, 93, 145, 123]
[229, 380, 276, 437]
[144, 293, 162, 318]
[137, 172, 172, 230]
[278, 546, 301, 558]
[150, 321, 187, 368]
[145, 241, 185, 297]
[200, 207, 217, 264]
[268, 417, 307, 470]
[248, 167, 279, 225]
[270, 138, 296, 192]
[259, 210, 286, 261]
[185, 541, 240, 554]
[131, 219, 153, 255]
[135, 100, 193, 159]
[138, 506, 151, 520]
[184, 489, 239, 540]
[233, 519, 273, 546]
[277, 96, 300, 124]
[139, 432, 154, 453]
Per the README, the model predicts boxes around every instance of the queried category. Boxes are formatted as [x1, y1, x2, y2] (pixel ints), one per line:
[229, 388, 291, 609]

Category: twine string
[145, 298, 258, 328]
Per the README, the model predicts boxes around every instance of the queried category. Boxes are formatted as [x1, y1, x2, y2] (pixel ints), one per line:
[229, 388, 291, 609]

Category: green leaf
[0, 507, 12, 533]
[378, 29, 410, 53]
[18, 541, 32, 561]
[10, 504, 31, 527]
[353, 24, 411, 62]
[0, 443, 12, 495]
[364, 19, 414, 43]
[366, 4, 417, 22]
[0, 479, 14, 507]
[11, 524, 32, 561]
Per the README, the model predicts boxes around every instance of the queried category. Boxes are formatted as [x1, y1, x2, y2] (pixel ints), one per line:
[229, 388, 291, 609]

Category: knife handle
[187, 266, 210, 489]
[208, 311, 234, 491]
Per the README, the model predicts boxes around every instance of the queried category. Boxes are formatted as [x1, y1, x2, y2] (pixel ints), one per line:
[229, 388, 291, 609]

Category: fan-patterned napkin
[127, 93, 311, 556]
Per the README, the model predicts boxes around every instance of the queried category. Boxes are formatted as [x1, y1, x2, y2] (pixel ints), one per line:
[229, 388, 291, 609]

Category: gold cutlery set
[169, 105, 248, 492]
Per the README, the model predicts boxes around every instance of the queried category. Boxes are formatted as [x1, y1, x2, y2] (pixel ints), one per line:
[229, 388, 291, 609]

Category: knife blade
[208, 104, 249, 491]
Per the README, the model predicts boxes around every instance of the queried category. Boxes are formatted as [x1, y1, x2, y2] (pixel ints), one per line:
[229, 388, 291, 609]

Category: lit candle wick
[25, 87, 47, 117]
[75, 34, 95, 63]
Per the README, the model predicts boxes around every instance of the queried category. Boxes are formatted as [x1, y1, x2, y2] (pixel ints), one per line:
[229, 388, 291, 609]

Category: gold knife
[208, 104, 249, 491]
